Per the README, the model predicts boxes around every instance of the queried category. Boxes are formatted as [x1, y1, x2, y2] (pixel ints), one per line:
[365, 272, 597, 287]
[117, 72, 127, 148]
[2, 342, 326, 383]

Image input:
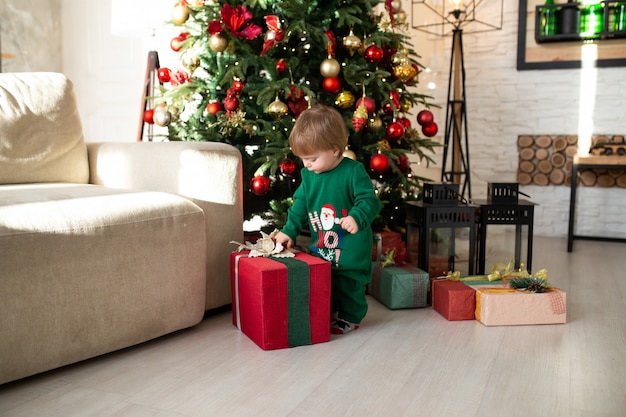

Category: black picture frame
[517, 0, 626, 70]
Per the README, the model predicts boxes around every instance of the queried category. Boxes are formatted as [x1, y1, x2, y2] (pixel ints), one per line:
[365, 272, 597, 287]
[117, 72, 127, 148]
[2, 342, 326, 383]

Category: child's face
[299, 148, 342, 174]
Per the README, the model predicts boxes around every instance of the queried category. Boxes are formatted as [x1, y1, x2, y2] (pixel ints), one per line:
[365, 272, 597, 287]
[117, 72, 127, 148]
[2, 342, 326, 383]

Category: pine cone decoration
[352, 103, 368, 132]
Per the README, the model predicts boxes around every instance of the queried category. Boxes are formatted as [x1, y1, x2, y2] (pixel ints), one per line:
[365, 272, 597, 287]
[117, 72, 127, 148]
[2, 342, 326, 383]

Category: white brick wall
[407, 1, 626, 238]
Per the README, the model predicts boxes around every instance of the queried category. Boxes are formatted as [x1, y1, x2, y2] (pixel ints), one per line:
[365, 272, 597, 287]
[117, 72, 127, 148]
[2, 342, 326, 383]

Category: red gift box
[372, 231, 407, 264]
[230, 251, 331, 350]
[431, 279, 475, 321]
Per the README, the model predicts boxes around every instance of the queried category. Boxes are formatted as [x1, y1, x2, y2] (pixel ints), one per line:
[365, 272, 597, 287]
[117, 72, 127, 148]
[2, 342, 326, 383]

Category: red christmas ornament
[396, 153, 411, 173]
[382, 102, 394, 115]
[143, 109, 155, 124]
[382, 45, 397, 64]
[383, 90, 401, 115]
[356, 97, 376, 114]
[389, 91, 400, 107]
[422, 122, 438, 137]
[417, 109, 434, 127]
[288, 85, 305, 102]
[397, 116, 411, 128]
[206, 101, 224, 115]
[386, 121, 405, 141]
[232, 80, 245, 94]
[224, 96, 239, 112]
[170, 36, 184, 52]
[322, 77, 342, 94]
[370, 153, 390, 174]
[279, 159, 296, 176]
[170, 70, 189, 86]
[276, 58, 288, 73]
[157, 68, 171, 83]
[364, 45, 384, 64]
[251, 175, 271, 195]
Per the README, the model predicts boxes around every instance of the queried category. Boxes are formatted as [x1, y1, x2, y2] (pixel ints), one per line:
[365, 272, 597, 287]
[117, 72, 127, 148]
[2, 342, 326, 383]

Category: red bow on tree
[261, 15, 284, 56]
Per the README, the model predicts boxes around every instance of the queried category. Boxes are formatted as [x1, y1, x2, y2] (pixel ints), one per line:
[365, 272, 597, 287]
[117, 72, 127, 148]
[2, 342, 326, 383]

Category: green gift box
[370, 263, 429, 309]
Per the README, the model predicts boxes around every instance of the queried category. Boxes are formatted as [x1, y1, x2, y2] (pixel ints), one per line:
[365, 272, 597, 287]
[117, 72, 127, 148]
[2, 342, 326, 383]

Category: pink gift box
[472, 284, 567, 326]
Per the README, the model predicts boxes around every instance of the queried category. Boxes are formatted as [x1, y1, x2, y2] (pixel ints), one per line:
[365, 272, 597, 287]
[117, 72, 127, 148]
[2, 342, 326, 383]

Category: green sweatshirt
[281, 157, 382, 272]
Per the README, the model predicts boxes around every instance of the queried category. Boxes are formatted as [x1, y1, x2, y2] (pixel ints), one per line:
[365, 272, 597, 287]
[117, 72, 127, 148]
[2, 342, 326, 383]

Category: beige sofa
[0, 72, 243, 385]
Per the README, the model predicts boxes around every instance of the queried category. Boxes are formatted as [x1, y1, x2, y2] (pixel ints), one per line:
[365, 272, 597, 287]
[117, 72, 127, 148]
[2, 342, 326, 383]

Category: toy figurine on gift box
[275, 104, 382, 335]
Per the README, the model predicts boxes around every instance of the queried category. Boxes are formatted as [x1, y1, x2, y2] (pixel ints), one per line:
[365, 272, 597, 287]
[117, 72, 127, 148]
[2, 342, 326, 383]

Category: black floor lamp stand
[441, 27, 472, 201]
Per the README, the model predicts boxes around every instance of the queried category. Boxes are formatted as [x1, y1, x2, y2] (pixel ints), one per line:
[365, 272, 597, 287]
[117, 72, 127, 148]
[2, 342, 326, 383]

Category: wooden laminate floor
[1, 237, 625, 417]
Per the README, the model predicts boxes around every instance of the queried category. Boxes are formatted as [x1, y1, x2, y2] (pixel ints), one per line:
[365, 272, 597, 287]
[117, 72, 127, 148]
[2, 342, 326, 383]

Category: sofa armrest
[87, 141, 244, 309]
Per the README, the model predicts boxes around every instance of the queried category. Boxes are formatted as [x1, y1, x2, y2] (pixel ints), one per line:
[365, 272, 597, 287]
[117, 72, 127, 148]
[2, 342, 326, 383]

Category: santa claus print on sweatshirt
[309, 204, 349, 266]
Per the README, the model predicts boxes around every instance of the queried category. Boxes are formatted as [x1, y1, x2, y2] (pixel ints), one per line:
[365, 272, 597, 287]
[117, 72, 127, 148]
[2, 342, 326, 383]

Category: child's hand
[274, 231, 294, 249]
[339, 216, 359, 234]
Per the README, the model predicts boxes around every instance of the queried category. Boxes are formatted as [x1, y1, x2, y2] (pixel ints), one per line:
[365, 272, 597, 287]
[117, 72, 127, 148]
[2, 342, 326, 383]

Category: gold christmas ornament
[394, 10, 407, 25]
[172, 3, 190, 25]
[342, 29, 362, 56]
[391, 0, 402, 10]
[320, 56, 341, 78]
[209, 33, 229, 53]
[394, 62, 418, 83]
[378, 139, 391, 151]
[400, 97, 412, 112]
[153, 106, 172, 127]
[181, 51, 200, 72]
[335, 90, 355, 109]
[368, 116, 383, 132]
[268, 94, 289, 119]
[343, 147, 357, 160]
[391, 50, 410, 66]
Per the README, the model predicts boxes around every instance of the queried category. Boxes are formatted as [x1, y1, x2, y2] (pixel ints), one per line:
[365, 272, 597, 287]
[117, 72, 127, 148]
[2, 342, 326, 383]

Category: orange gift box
[431, 279, 476, 321]
[230, 251, 331, 350]
[471, 283, 567, 326]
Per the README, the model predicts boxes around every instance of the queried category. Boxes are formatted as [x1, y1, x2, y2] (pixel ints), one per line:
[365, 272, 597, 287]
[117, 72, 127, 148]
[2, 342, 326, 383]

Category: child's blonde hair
[289, 104, 347, 156]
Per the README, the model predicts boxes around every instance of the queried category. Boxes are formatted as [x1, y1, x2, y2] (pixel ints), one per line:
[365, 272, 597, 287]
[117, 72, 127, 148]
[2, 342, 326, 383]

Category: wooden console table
[567, 155, 626, 252]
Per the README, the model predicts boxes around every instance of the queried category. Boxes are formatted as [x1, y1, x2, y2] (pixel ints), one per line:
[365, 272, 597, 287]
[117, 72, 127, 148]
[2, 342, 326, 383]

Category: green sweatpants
[331, 268, 370, 324]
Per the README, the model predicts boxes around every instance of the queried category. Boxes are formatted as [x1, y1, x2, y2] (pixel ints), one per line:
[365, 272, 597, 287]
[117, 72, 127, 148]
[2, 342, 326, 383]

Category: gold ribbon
[381, 249, 396, 268]
[444, 261, 548, 283]
[445, 270, 461, 281]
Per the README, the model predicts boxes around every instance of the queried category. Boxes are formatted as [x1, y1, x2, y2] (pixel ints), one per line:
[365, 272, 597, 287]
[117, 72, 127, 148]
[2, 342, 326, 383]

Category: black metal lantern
[406, 184, 476, 277]
[475, 183, 536, 274]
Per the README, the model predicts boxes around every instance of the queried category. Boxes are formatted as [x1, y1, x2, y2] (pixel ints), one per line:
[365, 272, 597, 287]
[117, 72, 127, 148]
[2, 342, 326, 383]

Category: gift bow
[380, 249, 396, 268]
[488, 260, 520, 281]
[445, 271, 461, 281]
[260, 15, 284, 56]
[230, 229, 294, 258]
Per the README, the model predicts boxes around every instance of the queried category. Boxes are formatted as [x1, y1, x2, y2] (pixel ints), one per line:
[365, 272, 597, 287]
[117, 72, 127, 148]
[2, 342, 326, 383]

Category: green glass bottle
[541, 0, 557, 36]
[614, 2, 626, 32]
[580, 2, 604, 35]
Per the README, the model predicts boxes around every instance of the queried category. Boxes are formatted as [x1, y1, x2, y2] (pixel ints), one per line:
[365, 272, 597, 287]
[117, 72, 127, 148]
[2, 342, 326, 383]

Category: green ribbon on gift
[270, 256, 311, 347]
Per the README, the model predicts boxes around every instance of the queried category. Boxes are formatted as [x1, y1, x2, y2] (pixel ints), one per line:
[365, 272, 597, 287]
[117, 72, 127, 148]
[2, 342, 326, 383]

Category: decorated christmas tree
[155, 0, 439, 232]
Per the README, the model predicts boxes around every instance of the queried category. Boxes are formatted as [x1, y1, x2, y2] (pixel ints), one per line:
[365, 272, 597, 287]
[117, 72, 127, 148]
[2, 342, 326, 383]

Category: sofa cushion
[0, 183, 207, 383]
[0, 72, 89, 185]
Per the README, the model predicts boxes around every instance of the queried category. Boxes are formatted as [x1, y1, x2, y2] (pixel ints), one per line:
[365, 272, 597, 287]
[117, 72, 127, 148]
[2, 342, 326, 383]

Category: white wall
[61, 0, 178, 142]
[405, 0, 626, 239]
[59, 0, 626, 239]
